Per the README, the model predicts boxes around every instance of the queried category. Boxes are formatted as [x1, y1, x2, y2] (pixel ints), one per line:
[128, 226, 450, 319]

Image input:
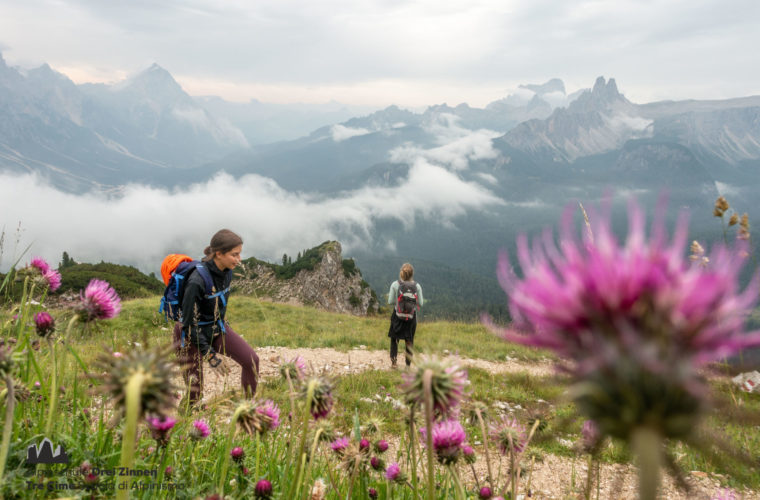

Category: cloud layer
[0, 161, 503, 273]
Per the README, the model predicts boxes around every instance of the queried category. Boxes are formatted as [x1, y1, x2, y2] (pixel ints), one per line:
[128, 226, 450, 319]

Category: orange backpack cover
[160, 254, 193, 285]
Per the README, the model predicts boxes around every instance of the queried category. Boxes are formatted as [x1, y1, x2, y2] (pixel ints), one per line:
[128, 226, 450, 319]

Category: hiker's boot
[390, 358, 397, 369]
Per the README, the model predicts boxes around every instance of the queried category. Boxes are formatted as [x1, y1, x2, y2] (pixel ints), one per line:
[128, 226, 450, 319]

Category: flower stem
[475, 407, 494, 488]
[0, 375, 16, 485]
[631, 426, 662, 500]
[43, 337, 57, 437]
[116, 370, 147, 500]
[288, 379, 316, 499]
[409, 406, 418, 494]
[218, 405, 246, 495]
[448, 465, 466, 500]
[299, 428, 323, 500]
[422, 369, 435, 500]
[44, 316, 77, 438]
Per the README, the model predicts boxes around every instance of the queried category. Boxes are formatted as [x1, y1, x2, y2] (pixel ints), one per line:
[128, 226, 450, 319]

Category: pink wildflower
[230, 446, 245, 462]
[191, 419, 211, 440]
[486, 198, 760, 440]
[255, 400, 281, 433]
[711, 488, 738, 500]
[254, 479, 273, 499]
[330, 437, 350, 454]
[385, 462, 406, 483]
[479, 486, 493, 500]
[146, 415, 177, 446]
[79, 279, 121, 321]
[374, 439, 389, 453]
[30, 257, 50, 274]
[420, 419, 467, 464]
[34, 312, 55, 337]
[487, 199, 760, 374]
[401, 355, 469, 418]
[43, 269, 61, 292]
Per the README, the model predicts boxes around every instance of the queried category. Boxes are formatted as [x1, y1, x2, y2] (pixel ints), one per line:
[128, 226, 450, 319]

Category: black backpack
[395, 280, 418, 320]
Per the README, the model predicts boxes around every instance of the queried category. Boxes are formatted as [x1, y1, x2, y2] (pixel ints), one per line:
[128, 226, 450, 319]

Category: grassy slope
[33, 296, 760, 491]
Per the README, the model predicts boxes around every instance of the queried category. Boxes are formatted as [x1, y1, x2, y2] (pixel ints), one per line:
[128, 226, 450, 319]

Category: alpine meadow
[3, 5, 760, 497]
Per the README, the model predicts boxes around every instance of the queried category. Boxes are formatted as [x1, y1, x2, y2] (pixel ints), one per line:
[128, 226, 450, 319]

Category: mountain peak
[591, 76, 622, 101]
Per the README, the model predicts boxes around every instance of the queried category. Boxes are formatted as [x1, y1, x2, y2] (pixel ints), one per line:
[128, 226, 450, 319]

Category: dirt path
[186, 346, 757, 500]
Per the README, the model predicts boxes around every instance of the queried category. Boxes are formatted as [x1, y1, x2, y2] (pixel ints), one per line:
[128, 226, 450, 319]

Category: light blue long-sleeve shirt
[387, 280, 424, 307]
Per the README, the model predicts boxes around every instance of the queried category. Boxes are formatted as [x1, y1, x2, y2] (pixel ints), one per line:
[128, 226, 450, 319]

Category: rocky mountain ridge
[234, 241, 380, 316]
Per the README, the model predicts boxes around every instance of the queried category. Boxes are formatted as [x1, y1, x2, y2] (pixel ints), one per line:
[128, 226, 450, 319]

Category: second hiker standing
[387, 262, 424, 368]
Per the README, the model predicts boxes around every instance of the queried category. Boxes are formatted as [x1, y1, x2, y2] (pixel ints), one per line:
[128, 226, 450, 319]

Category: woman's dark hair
[203, 229, 243, 261]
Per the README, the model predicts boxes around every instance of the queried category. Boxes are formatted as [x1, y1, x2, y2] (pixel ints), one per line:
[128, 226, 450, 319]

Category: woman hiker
[173, 229, 260, 409]
[387, 262, 424, 368]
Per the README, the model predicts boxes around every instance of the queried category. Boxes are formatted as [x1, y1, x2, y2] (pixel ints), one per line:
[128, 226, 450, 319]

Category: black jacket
[180, 259, 231, 356]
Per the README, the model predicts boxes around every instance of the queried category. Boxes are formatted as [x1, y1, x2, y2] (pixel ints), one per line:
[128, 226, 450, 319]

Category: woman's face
[215, 244, 242, 271]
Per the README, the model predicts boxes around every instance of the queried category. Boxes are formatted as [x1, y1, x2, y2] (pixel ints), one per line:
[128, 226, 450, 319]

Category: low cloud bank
[0, 163, 503, 274]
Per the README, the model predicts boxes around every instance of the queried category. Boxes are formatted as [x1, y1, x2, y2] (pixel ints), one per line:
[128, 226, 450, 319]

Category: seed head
[280, 355, 307, 382]
[489, 415, 527, 455]
[401, 355, 469, 419]
[714, 196, 730, 217]
[300, 374, 335, 420]
[93, 344, 179, 419]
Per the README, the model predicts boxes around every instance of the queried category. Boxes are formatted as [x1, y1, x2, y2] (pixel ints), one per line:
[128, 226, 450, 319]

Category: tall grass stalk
[116, 370, 147, 500]
[44, 316, 77, 437]
[475, 406, 494, 488]
[0, 374, 15, 485]
[422, 369, 435, 500]
[218, 404, 247, 495]
[288, 378, 317, 499]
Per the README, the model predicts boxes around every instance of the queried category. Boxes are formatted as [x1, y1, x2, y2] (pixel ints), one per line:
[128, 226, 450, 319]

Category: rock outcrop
[234, 241, 380, 316]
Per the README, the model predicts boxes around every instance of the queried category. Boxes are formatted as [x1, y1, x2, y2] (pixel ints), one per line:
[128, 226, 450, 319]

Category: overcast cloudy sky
[1, 0, 759, 107]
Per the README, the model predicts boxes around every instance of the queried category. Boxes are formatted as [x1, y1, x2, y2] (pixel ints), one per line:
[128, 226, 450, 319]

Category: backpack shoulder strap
[193, 263, 215, 296]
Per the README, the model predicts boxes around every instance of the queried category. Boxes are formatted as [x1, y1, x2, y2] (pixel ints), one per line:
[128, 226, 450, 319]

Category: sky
[1, 0, 759, 108]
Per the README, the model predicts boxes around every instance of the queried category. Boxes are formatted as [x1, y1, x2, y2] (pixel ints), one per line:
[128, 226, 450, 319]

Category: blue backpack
[158, 255, 230, 347]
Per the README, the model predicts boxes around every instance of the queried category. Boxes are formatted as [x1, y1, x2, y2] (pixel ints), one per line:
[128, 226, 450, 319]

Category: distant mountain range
[3, 54, 760, 319]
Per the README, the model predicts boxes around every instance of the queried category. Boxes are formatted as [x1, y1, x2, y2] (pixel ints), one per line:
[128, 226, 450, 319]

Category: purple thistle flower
[485, 198, 760, 440]
[462, 444, 477, 464]
[359, 438, 370, 451]
[164, 466, 173, 478]
[254, 479, 273, 499]
[489, 415, 527, 455]
[43, 269, 62, 292]
[370, 456, 385, 471]
[146, 415, 177, 446]
[30, 257, 50, 274]
[487, 199, 760, 374]
[190, 419, 211, 440]
[330, 436, 350, 454]
[34, 312, 55, 337]
[301, 375, 335, 420]
[420, 419, 467, 464]
[479, 486, 493, 500]
[374, 439, 389, 453]
[255, 399, 281, 433]
[79, 279, 121, 321]
[384, 462, 406, 483]
[368, 487, 378, 499]
[230, 446, 245, 462]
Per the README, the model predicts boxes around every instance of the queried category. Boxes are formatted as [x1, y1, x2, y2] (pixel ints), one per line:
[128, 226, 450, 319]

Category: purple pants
[173, 322, 259, 405]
